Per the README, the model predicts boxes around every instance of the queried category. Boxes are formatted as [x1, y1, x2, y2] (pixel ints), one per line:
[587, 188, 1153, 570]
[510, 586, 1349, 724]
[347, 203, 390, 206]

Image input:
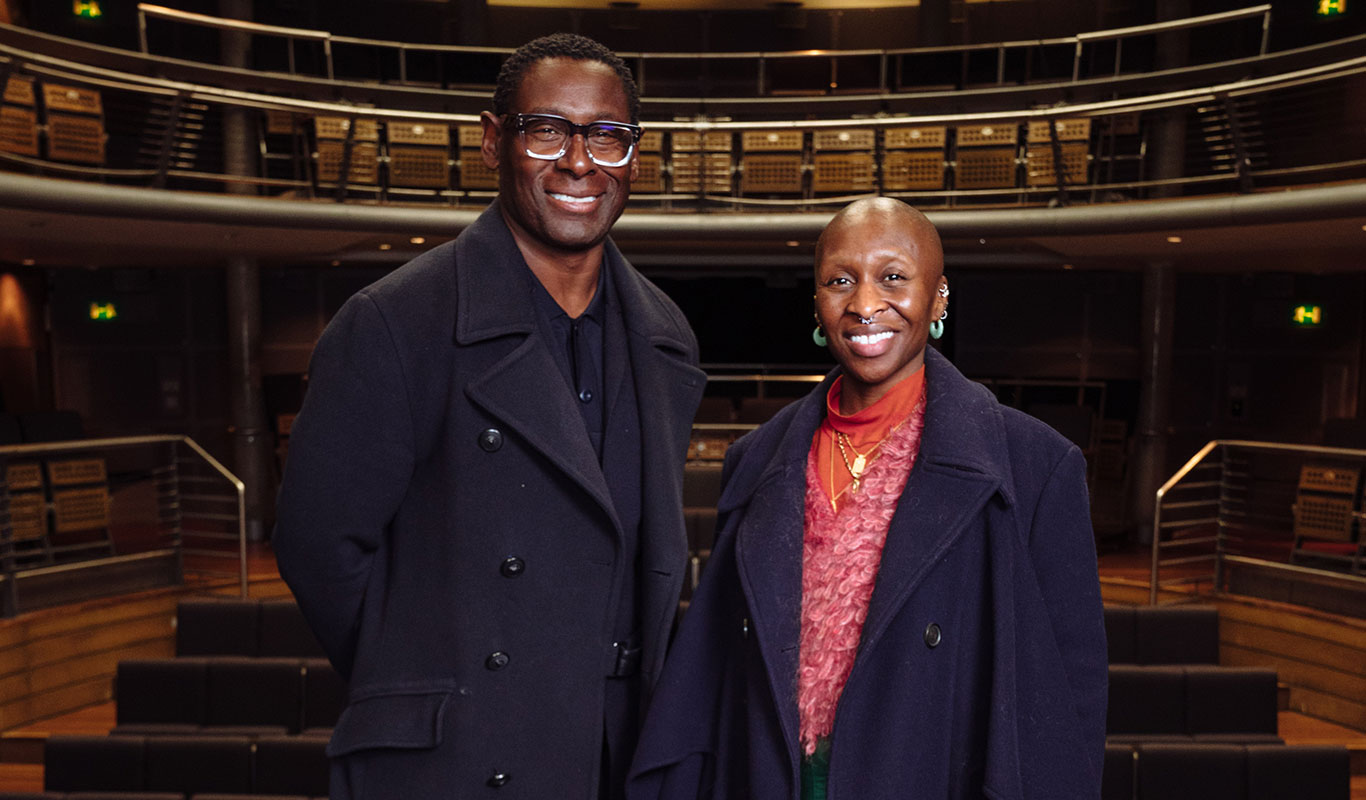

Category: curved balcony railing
[0, 435, 247, 617]
[1151, 440, 1366, 608]
[135, 3, 1273, 98]
[1, 21, 1364, 211]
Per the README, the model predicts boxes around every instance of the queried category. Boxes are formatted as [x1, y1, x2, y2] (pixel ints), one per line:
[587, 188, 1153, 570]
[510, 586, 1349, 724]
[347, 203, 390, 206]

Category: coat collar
[719, 347, 1015, 515]
[452, 200, 694, 353]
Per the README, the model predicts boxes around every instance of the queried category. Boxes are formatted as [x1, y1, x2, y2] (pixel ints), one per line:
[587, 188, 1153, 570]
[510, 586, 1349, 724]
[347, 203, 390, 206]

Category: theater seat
[1101, 743, 1135, 800]
[1133, 605, 1219, 665]
[1245, 744, 1350, 800]
[144, 735, 253, 795]
[258, 601, 327, 658]
[1104, 605, 1137, 664]
[113, 658, 207, 735]
[1106, 665, 1185, 738]
[1185, 666, 1280, 742]
[302, 659, 347, 734]
[203, 658, 304, 735]
[254, 736, 330, 797]
[44, 735, 146, 792]
[1135, 742, 1245, 800]
[177, 600, 259, 657]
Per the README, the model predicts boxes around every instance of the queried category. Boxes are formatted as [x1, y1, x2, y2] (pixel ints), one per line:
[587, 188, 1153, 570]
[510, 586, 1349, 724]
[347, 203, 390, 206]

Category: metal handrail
[136, 2, 1273, 94]
[0, 434, 247, 597]
[1149, 439, 1366, 604]
[8, 38, 1363, 133]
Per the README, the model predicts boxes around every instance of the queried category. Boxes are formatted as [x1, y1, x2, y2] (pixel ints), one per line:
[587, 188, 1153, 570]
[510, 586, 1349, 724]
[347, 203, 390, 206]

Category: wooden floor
[0, 544, 1361, 797]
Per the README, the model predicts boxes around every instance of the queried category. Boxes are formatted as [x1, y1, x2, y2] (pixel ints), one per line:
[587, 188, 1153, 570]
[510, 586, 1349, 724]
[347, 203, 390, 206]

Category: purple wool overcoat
[628, 347, 1108, 800]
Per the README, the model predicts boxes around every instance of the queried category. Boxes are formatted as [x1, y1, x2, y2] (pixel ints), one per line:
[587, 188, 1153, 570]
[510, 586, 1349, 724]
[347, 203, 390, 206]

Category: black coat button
[478, 428, 503, 452]
[486, 651, 509, 670]
[500, 557, 525, 578]
[578, 389, 593, 403]
[924, 623, 942, 648]
[487, 772, 510, 787]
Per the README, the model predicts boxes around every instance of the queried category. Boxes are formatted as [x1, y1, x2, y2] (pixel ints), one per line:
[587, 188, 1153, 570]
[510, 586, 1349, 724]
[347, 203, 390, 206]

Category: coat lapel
[456, 203, 618, 527]
[858, 349, 1015, 656]
[731, 384, 831, 757]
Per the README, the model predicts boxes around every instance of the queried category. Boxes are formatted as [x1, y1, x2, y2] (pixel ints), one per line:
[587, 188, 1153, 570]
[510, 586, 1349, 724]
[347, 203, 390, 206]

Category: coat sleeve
[628, 441, 754, 800]
[1026, 445, 1109, 786]
[272, 291, 416, 679]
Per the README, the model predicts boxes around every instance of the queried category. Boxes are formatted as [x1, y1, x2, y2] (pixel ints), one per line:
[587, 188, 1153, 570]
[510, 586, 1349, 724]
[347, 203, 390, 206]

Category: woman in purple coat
[629, 198, 1108, 800]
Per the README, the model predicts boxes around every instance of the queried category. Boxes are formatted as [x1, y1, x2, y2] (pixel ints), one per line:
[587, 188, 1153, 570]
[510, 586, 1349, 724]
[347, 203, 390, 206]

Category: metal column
[220, 0, 273, 542]
[1133, 262, 1175, 545]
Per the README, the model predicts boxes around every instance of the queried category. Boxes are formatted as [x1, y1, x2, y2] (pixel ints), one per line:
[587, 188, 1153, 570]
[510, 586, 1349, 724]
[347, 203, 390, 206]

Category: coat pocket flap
[326, 690, 449, 758]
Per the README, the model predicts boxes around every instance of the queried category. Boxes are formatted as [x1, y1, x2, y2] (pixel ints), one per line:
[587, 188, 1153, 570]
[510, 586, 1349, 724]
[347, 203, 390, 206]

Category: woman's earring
[813, 326, 829, 347]
[929, 308, 947, 340]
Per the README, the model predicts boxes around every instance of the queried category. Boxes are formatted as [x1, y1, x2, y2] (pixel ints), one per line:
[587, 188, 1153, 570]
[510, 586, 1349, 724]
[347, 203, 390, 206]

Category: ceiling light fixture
[410, 237, 425, 245]
[1166, 236, 1182, 244]
[378, 243, 392, 251]
[20, 258, 35, 266]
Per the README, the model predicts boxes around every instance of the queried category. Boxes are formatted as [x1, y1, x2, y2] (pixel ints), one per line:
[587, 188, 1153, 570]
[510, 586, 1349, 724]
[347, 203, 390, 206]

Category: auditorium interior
[0, 0, 1364, 796]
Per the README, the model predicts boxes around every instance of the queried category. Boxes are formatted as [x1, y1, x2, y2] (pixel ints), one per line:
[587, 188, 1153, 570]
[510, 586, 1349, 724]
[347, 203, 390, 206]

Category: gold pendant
[851, 454, 867, 476]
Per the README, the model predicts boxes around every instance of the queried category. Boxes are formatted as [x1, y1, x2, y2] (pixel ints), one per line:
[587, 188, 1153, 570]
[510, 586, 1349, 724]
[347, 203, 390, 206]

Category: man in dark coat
[628, 346, 1108, 799]
[273, 34, 704, 800]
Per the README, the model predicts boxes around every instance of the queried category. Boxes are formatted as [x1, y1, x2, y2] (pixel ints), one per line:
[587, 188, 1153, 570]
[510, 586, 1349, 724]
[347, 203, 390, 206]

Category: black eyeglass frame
[505, 113, 643, 168]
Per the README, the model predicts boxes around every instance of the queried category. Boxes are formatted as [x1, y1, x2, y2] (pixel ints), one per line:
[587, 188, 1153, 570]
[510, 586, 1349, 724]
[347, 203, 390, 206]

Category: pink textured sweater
[798, 395, 926, 756]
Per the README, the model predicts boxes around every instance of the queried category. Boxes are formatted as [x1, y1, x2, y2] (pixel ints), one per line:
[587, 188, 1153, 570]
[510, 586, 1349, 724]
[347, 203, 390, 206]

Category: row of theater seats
[1103, 742, 1349, 800]
[7, 598, 1354, 799]
[1108, 665, 1278, 742]
[114, 658, 343, 737]
[37, 734, 327, 799]
[175, 599, 327, 659]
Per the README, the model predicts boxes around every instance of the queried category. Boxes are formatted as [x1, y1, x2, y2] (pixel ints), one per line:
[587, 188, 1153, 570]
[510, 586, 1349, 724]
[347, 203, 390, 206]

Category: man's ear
[628, 148, 639, 183]
[480, 111, 501, 171]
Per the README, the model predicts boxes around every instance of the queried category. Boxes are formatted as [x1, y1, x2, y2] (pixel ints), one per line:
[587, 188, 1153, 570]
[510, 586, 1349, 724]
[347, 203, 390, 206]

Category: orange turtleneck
[812, 368, 926, 511]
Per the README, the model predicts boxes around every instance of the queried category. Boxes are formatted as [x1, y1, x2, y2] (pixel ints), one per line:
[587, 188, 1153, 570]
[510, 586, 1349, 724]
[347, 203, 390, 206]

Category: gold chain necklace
[835, 431, 883, 494]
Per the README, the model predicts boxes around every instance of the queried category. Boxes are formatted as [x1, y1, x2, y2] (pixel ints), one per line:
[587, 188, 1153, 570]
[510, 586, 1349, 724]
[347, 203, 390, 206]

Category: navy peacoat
[628, 348, 1108, 800]
[273, 203, 705, 799]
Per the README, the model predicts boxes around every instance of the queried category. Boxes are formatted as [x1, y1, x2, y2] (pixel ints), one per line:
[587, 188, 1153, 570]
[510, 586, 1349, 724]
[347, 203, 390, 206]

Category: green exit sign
[1292, 304, 1322, 327]
[89, 302, 117, 321]
[1316, 0, 1346, 15]
[73, 0, 103, 19]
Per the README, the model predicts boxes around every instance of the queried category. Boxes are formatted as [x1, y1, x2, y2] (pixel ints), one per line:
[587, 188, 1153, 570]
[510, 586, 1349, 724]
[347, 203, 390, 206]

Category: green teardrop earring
[812, 326, 829, 347]
[929, 320, 944, 340]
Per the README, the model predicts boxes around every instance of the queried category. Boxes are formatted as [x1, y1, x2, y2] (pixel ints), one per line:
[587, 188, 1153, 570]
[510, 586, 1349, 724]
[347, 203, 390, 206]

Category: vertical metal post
[138, 9, 149, 54]
[287, 37, 296, 74]
[1113, 38, 1123, 76]
[1135, 262, 1175, 550]
[1222, 94, 1254, 193]
[1072, 39, 1082, 82]
[219, 0, 272, 552]
[996, 45, 1005, 84]
[1048, 117, 1069, 206]
[1260, 10, 1271, 56]
[399, 45, 408, 83]
[878, 51, 887, 92]
[324, 38, 335, 80]
[151, 91, 188, 189]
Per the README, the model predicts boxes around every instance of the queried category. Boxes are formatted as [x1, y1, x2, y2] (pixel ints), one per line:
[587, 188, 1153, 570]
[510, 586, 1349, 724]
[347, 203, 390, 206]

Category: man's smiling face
[483, 57, 638, 257]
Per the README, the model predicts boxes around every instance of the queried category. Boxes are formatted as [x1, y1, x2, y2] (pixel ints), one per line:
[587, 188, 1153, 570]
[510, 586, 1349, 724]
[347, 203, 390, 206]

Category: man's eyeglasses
[507, 113, 642, 168]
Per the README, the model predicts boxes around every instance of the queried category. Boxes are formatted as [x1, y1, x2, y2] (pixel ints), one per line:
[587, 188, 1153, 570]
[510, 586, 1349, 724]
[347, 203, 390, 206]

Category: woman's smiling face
[814, 200, 947, 413]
